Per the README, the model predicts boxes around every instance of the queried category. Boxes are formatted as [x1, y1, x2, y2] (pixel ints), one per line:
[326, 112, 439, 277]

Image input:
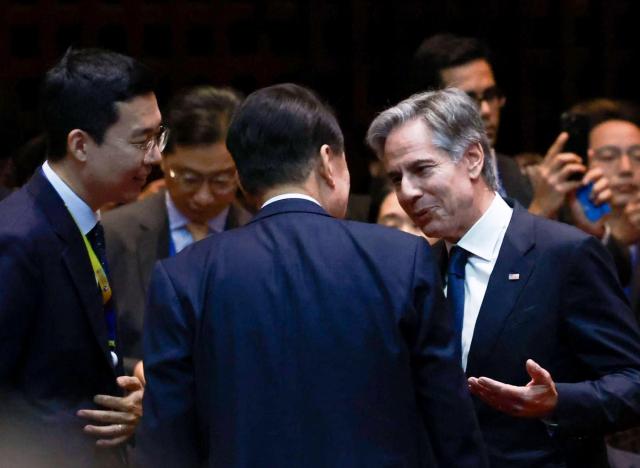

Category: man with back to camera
[0, 48, 164, 467]
[136, 83, 488, 467]
[103, 86, 251, 378]
[367, 88, 640, 468]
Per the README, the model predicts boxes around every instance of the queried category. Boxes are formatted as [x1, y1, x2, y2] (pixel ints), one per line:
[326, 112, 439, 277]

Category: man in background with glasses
[103, 86, 252, 380]
[0, 48, 161, 467]
[411, 33, 534, 208]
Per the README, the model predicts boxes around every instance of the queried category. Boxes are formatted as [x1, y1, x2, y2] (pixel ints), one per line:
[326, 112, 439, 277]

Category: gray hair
[366, 88, 499, 191]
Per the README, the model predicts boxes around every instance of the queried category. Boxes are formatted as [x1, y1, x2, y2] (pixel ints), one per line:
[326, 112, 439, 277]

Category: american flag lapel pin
[508, 273, 520, 281]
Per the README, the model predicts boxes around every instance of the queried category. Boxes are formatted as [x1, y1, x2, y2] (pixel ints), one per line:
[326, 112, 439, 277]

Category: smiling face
[440, 59, 504, 147]
[162, 142, 238, 224]
[84, 92, 162, 206]
[588, 120, 640, 208]
[382, 118, 480, 242]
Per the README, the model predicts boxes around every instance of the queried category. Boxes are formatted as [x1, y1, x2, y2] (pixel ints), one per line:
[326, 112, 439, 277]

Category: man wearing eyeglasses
[103, 86, 252, 378]
[0, 48, 161, 467]
[411, 33, 533, 208]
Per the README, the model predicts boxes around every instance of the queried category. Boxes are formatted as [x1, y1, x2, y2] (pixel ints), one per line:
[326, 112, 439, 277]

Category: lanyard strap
[81, 234, 112, 305]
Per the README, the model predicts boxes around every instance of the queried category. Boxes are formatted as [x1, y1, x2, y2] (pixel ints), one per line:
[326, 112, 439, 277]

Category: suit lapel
[466, 206, 537, 376]
[225, 201, 253, 230]
[26, 170, 116, 373]
[135, 192, 169, 289]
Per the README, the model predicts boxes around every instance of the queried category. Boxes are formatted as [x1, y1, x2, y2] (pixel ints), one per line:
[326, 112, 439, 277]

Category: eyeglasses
[167, 167, 237, 194]
[466, 86, 504, 107]
[592, 145, 640, 165]
[131, 126, 170, 154]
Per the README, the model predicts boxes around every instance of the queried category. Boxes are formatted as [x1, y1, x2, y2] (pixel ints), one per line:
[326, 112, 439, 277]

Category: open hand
[468, 359, 558, 418]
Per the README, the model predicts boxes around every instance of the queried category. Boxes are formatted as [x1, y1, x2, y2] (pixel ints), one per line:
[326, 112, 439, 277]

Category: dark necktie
[447, 246, 470, 354]
[87, 222, 118, 366]
[87, 222, 108, 272]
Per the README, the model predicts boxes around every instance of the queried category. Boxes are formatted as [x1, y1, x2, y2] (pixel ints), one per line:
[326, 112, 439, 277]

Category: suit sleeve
[0, 233, 39, 383]
[405, 240, 488, 468]
[135, 261, 201, 468]
[553, 235, 640, 435]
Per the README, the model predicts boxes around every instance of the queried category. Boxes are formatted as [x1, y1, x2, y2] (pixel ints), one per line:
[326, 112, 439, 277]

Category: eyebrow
[130, 125, 161, 139]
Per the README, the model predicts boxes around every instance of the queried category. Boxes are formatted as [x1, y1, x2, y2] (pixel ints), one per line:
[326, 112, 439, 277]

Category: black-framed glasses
[466, 86, 504, 107]
[132, 126, 170, 154]
[167, 167, 237, 194]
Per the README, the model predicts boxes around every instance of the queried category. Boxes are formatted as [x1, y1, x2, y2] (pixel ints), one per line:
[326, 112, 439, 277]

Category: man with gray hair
[367, 88, 640, 468]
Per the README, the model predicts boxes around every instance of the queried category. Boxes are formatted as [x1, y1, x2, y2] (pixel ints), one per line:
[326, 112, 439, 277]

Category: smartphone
[560, 112, 590, 181]
[576, 182, 611, 223]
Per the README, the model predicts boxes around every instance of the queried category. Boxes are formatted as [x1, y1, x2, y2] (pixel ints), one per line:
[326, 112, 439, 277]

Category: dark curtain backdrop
[1, 0, 638, 192]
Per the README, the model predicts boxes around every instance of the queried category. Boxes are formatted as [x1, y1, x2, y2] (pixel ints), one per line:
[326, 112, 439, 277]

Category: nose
[618, 153, 633, 173]
[144, 145, 162, 165]
[479, 99, 491, 118]
[398, 175, 422, 207]
[192, 181, 215, 206]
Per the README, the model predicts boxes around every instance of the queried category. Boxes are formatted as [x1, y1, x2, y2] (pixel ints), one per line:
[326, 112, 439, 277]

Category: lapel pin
[508, 273, 520, 281]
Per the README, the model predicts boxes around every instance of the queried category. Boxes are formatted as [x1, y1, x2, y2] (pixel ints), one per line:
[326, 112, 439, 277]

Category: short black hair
[41, 47, 155, 161]
[164, 86, 242, 154]
[226, 83, 344, 197]
[410, 33, 492, 93]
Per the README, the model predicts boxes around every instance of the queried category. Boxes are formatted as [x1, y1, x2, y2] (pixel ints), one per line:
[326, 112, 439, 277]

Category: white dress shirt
[446, 193, 513, 370]
[42, 161, 98, 235]
[261, 192, 322, 208]
[165, 192, 230, 254]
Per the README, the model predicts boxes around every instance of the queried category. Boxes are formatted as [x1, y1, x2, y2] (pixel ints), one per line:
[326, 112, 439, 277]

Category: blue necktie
[447, 246, 470, 354]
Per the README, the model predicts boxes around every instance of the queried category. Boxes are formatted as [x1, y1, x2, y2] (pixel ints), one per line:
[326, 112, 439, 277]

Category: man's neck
[48, 159, 99, 211]
[259, 185, 316, 207]
[445, 188, 496, 244]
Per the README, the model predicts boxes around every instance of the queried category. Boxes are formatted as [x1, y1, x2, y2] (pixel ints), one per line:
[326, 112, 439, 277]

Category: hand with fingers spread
[77, 375, 144, 448]
[528, 132, 587, 218]
[567, 166, 612, 238]
[468, 359, 558, 419]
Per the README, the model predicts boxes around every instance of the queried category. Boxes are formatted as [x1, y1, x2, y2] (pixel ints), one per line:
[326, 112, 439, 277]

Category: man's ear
[318, 144, 336, 188]
[465, 142, 485, 180]
[67, 129, 89, 162]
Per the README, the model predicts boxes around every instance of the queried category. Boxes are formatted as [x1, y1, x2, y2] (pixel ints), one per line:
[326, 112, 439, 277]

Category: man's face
[588, 120, 640, 208]
[382, 118, 476, 242]
[161, 142, 238, 224]
[440, 59, 504, 147]
[85, 92, 162, 206]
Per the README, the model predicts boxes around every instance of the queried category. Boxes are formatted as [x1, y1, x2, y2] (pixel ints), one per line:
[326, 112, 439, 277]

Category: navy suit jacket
[436, 203, 640, 468]
[137, 198, 487, 468]
[0, 170, 125, 467]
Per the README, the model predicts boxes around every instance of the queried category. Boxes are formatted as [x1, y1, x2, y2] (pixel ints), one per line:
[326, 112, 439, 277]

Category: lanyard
[81, 234, 112, 305]
[66, 209, 118, 355]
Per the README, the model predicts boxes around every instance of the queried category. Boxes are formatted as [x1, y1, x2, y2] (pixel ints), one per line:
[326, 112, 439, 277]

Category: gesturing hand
[77, 375, 144, 447]
[467, 359, 558, 418]
[528, 132, 586, 218]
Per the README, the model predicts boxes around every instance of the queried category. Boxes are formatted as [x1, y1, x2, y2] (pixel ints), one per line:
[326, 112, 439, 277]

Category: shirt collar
[42, 161, 99, 235]
[165, 191, 229, 233]
[261, 193, 322, 208]
[447, 193, 513, 261]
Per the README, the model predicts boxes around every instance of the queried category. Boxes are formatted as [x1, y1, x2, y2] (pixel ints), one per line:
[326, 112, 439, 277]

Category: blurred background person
[410, 33, 533, 208]
[103, 86, 251, 377]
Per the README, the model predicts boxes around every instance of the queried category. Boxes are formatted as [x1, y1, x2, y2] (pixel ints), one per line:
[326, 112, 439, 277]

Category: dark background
[1, 0, 638, 193]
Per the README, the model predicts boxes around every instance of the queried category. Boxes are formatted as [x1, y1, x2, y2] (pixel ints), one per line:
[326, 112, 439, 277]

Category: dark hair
[410, 33, 492, 93]
[568, 98, 640, 132]
[41, 48, 155, 161]
[164, 86, 242, 154]
[226, 83, 344, 197]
